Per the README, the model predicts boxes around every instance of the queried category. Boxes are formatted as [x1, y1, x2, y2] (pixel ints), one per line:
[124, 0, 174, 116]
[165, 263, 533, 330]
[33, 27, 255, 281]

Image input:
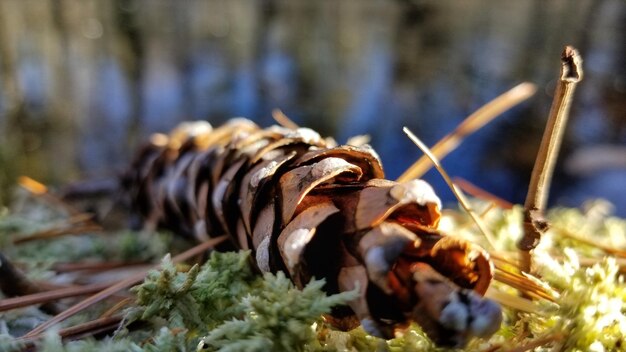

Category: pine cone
[123, 118, 501, 347]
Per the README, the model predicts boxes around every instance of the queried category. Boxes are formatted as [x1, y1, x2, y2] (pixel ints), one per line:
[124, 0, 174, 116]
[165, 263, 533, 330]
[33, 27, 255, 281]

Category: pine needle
[553, 225, 626, 258]
[403, 127, 497, 248]
[20, 315, 124, 348]
[0, 281, 113, 312]
[12, 223, 103, 244]
[494, 269, 557, 302]
[51, 260, 146, 272]
[21, 235, 228, 338]
[99, 297, 134, 318]
[484, 287, 541, 314]
[397, 82, 536, 182]
[272, 109, 299, 130]
[454, 177, 514, 210]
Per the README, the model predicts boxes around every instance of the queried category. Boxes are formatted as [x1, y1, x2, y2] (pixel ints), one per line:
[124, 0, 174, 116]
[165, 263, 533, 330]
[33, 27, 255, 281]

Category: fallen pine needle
[403, 127, 497, 248]
[0, 281, 114, 312]
[398, 82, 536, 182]
[454, 177, 514, 210]
[484, 287, 542, 314]
[21, 235, 227, 338]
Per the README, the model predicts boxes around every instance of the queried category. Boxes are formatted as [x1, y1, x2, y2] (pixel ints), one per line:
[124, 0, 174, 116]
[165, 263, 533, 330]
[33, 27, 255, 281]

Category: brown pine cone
[123, 118, 501, 347]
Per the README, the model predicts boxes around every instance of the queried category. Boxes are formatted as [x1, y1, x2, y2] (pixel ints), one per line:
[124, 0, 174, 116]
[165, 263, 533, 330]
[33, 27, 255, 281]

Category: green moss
[2, 197, 626, 351]
[121, 251, 356, 352]
[529, 249, 626, 351]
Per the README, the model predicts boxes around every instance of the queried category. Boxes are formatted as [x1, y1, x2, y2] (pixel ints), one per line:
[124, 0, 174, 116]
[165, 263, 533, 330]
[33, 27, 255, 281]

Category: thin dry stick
[22, 235, 227, 338]
[403, 127, 497, 248]
[398, 82, 537, 182]
[518, 46, 583, 274]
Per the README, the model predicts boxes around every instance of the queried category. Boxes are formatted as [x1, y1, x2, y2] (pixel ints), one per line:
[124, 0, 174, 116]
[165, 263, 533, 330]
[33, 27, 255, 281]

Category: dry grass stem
[519, 46, 583, 274]
[21, 235, 227, 338]
[403, 127, 497, 248]
[397, 82, 536, 182]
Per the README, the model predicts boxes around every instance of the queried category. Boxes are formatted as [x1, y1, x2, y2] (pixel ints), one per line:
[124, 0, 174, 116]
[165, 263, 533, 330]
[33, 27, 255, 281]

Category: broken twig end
[561, 46, 583, 82]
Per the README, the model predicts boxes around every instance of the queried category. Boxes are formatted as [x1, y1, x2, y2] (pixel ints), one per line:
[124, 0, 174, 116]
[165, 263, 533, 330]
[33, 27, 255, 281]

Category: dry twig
[518, 47, 583, 274]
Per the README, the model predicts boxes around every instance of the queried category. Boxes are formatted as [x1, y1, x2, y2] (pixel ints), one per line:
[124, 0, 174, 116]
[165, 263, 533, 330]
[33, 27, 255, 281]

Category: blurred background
[0, 0, 624, 215]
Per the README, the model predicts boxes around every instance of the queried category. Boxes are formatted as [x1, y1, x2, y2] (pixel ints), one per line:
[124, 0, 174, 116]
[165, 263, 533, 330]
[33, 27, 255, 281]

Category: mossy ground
[1, 194, 625, 352]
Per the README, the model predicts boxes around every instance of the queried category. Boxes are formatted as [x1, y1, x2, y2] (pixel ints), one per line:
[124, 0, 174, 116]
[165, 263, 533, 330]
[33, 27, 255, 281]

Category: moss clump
[2, 197, 626, 351]
[529, 249, 626, 351]
[119, 251, 357, 352]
